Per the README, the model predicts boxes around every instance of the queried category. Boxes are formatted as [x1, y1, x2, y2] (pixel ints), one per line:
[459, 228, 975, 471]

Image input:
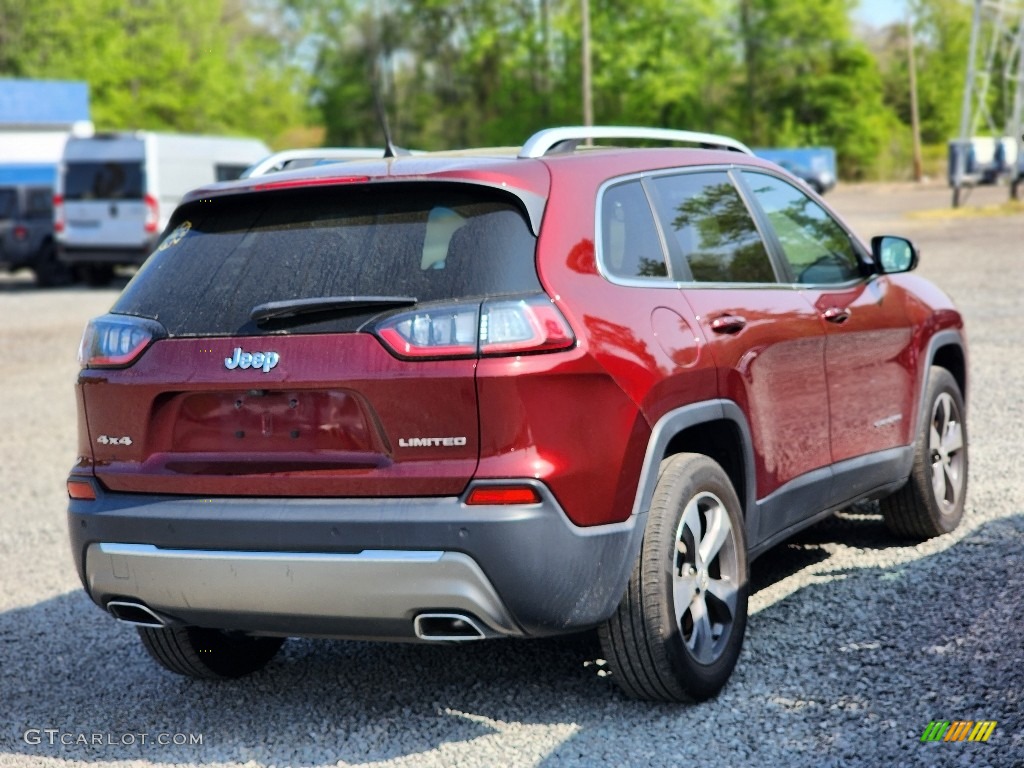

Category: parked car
[0, 175, 68, 286]
[67, 126, 968, 702]
[754, 148, 837, 195]
[777, 158, 837, 195]
[55, 132, 269, 286]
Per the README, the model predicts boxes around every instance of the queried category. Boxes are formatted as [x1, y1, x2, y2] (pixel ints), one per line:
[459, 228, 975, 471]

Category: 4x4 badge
[224, 347, 280, 373]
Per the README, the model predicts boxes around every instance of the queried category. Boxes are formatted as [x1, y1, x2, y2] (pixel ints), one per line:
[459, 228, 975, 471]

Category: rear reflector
[67, 480, 96, 500]
[375, 295, 575, 360]
[78, 314, 166, 368]
[465, 485, 542, 505]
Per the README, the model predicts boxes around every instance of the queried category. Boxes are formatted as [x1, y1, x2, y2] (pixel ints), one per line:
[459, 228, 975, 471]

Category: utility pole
[907, 11, 924, 182]
[1011, 19, 1024, 198]
[581, 0, 593, 129]
[953, 0, 1024, 206]
[953, 0, 984, 207]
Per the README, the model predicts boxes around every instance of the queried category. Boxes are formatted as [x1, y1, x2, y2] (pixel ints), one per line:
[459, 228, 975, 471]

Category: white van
[55, 132, 269, 285]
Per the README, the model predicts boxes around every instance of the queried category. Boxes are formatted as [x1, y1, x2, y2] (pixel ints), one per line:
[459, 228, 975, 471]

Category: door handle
[709, 315, 747, 334]
[822, 307, 851, 324]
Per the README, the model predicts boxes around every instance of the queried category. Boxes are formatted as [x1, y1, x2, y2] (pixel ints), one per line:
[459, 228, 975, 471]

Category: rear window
[64, 161, 144, 201]
[113, 183, 540, 337]
[26, 188, 53, 217]
[0, 189, 16, 219]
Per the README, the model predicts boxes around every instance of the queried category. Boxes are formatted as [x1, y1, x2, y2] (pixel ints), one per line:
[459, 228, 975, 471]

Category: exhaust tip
[106, 600, 166, 628]
[414, 613, 486, 642]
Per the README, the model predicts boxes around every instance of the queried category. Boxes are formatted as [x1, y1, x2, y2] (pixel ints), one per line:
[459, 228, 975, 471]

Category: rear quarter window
[599, 180, 670, 281]
[114, 183, 540, 336]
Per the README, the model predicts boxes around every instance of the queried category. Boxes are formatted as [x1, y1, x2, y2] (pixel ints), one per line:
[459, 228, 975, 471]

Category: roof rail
[518, 126, 753, 159]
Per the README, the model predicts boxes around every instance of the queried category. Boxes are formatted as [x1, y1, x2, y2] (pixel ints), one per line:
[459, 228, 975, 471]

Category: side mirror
[871, 235, 918, 274]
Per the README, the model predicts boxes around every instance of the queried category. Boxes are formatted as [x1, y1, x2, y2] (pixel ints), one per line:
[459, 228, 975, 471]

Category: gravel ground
[1, 181, 1021, 768]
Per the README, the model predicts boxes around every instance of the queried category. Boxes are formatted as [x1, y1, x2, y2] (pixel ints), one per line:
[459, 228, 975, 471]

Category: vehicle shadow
[2, 514, 1021, 767]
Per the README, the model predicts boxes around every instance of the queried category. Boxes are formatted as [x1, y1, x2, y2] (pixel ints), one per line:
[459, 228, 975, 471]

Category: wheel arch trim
[915, 329, 968, 437]
[632, 400, 757, 522]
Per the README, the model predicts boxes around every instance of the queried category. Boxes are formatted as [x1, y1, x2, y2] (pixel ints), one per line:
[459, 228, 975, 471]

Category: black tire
[137, 626, 284, 679]
[78, 264, 115, 287]
[599, 453, 748, 702]
[880, 366, 967, 540]
[32, 241, 73, 287]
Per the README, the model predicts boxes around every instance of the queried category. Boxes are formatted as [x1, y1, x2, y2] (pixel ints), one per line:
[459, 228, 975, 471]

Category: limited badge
[157, 220, 192, 252]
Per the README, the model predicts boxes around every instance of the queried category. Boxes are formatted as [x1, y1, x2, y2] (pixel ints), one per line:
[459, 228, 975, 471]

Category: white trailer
[55, 132, 269, 285]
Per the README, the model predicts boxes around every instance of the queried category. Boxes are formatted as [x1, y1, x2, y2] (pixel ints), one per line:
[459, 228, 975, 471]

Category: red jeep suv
[67, 127, 968, 702]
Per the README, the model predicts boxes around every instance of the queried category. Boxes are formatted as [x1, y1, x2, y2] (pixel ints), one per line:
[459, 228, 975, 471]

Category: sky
[856, 0, 907, 27]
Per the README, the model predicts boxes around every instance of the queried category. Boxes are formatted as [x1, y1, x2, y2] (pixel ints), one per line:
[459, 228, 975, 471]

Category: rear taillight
[12, 225, 28, 241]
[479, 298, 575, 355]
[53, 194, 64, 234]
[143, 194, 159, 234]
[78, 314, 166, 369]
[377, 302, 480, 359]
[374, 295, 575, 360]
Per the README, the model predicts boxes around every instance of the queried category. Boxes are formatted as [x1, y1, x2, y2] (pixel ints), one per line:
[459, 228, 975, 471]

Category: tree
[737, 0, 891, 178]
[0, 0, 309, 143]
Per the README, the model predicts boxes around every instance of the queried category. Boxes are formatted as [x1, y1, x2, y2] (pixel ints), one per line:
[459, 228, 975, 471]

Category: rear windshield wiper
[250, 295, 417, 324]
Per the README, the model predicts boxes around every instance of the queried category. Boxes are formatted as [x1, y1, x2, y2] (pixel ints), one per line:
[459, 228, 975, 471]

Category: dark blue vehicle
[0, 164, 69, 286]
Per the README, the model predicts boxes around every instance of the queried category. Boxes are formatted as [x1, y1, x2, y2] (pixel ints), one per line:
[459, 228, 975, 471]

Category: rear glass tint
[64, 161, 144, 201]
[600, 180, 669, 280]
[113, 183, 540, 337]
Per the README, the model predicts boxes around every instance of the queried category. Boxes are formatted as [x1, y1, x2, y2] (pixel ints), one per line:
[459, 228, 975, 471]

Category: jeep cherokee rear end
[67, 154, 653, 645]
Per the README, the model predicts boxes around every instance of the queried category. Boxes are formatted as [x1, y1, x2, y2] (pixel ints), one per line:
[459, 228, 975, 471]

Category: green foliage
[0, 0, 309, 142]
[0, 0, 983, 180]
[737, 0, 891, 179]
[877, 0, 971, 146]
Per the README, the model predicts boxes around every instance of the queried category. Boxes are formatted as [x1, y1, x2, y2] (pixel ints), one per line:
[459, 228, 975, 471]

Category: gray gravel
[1, 182, 1022, 767]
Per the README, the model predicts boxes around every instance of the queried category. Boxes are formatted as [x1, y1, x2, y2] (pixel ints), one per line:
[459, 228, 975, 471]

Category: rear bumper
[68, 480, 645, 640]
[0, 239, 36, 270]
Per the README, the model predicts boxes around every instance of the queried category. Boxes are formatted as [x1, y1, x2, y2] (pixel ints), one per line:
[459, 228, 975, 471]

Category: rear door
[645, 170, 832, 530]
[79, 182, 542, 498]
[61, 138, 149, 249]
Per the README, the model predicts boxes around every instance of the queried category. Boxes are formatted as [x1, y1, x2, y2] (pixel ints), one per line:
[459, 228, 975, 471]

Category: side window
[650, 172, 776, 283]
[599, 180, 669, 280]
[744, 172, 861, 284]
